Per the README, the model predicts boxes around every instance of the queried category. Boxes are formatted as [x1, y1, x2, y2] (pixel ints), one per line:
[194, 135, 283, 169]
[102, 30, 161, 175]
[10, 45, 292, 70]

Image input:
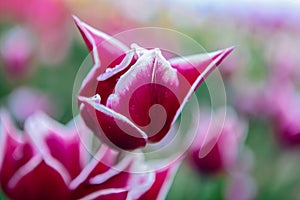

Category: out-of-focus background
[1, 0, 300, 199]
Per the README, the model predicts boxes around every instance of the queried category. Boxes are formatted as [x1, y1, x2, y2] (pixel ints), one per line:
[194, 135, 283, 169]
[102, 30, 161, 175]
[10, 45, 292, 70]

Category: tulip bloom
[188, 108, 246, 175]
[0, 111, 180, 200]
[0, 0, 71, 64]
[7, 87, 55, 123]
[0, 27, 34, 79]
[74, 16, 233, 150]
[265, 81, 300, 147]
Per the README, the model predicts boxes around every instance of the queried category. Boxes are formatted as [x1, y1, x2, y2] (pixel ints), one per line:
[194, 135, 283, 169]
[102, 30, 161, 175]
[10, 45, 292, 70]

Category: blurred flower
[226, 148, 256, 200]
[74, 16, 233, 150]
[266, 34, 300, 83]
[0, 0, 71, 65]
[0, 111, 180, 199]
[265, 81, 300, 147]
[188, 108, 247, 175]
[226, 172, 256, 200]
[6, 87, 56, 123]
[0, 27, 34, 79]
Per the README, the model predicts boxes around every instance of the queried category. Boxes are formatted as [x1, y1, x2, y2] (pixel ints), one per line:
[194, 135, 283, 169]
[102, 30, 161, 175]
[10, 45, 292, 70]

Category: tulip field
[1, 0, 300, 200]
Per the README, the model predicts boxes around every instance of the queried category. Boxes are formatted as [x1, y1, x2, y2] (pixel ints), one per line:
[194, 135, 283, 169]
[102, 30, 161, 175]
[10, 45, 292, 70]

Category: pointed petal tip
[210, 46, 235, 66]
[72, 15, 83, 27]
[72, 14, 79, 21]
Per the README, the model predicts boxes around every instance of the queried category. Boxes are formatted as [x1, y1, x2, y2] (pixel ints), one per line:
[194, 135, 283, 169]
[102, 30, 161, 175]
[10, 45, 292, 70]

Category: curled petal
[79, 95, 147, 150]
[95, 50, 136, 105]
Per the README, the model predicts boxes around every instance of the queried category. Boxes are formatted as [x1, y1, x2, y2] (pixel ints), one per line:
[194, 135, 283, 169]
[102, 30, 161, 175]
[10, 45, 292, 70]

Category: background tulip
[188, 108, 247, 175]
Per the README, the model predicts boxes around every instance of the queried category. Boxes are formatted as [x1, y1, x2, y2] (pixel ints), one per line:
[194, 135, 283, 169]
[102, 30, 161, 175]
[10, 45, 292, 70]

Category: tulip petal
[70, 146, 132, 199]
[94, 50, 136, 105]
[24, 112, 82, 179]
[73, 15, 129, 66]
[138, 161, 180, 200]
[127, 170, 155, 199]
[107, 49, 181, 142]
[169, 47, 234, 124]
[8, 158, 70, 200]
[74, 16, 131, 99]
[80, 188, 129, 200]
[79, 95, 147, 150]
[25, 113, 82, 178]
[0, 111, 35, 197]
[168, 47, 234, 85]
[70, 144, 118, 191]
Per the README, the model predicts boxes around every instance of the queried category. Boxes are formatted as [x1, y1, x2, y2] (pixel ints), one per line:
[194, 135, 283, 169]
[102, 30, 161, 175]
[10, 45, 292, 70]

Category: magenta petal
[107, 49, 181, 142]
[169, 47, 234, 85]
[95, 51, 136, 105]
[80, 189, 129, 200]
[73, 16, 129, 66]
[0, 111, 35, 197]
[79, 95, 147, 150]
[74, 16, 135, 99]
[191, 140, 223, 174]
[24, 113, 82, 179]
[70, 147, 132, 199]
[190, 108, 246, 174]
[8, 159, 70, 200]
[138, 162, 180, 200]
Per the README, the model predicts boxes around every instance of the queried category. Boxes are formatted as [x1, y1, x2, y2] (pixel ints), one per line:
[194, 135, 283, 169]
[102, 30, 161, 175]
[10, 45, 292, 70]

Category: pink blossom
[0, 0, 71, 64]
[188, 108, 247, 175]
[7, 87, 55, 123]
[74, 16, 233, 150]
[0, 111, 180, 199]
[0, 27, 34, 79]
[265, 81, 300, 147]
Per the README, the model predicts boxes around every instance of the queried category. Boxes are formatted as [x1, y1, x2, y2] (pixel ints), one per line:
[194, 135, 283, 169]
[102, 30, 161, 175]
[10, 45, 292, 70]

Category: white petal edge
[79, 188, 128, 200]
[7, 154, 72, 188]
[97, 49, 134, 81]
[8, 155, 43, 189]
[171, 47, 234, 125]
[88, 155, 133, 184]
[156, 161, 181, 200]
[24, 112, 81, 157]
[73, 15, 129, 54]
[0, 110, 24, 171]
[127, 171, 155, 200]
[78, 94, 148, 140]
[114, 48, 179, 95]
[69, 145, 118, 190]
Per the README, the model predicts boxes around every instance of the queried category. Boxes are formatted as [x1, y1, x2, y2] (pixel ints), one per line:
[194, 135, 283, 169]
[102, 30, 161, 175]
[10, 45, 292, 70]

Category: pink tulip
[74, 16, 233, 150]
[0, 111, 180, 199]
[7, 87, 55, 123]
[0, 0, 71, 65]
[189, 108, 247, 175]
[226, 171, 256, 200]
[264, 81, 300, 147]
[0, 27, 34, 79]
